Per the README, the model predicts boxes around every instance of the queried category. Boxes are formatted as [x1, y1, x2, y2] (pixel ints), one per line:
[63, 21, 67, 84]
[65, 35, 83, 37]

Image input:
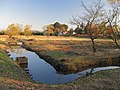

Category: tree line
[0, 24, 32, 36]
[42, 22, 68, 36]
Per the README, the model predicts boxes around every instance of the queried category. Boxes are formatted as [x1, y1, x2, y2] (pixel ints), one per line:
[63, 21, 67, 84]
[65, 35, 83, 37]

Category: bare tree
[70, 0, 105, 52]
[105, 0, 120, 49]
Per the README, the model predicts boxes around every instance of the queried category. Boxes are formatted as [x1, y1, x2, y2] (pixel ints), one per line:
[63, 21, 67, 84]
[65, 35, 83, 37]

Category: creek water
[7, 46, 120, 84]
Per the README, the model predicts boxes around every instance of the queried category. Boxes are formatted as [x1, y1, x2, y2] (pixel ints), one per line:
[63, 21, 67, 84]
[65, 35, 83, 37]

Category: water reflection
[16, 57, 28, 68]
[20, 63, 28, 68]
[7, 46, 120, 84]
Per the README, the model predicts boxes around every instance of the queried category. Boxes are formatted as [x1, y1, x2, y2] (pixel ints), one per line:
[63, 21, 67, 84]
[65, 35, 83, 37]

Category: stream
[7, 46, 120, 84]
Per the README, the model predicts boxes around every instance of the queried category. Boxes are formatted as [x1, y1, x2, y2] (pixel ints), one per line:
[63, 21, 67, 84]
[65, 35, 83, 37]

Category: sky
[0, 0, 108, 31]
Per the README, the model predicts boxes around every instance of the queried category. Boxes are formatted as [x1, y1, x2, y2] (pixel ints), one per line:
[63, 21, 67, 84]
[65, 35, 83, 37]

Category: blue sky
[0, 0, 108, 31]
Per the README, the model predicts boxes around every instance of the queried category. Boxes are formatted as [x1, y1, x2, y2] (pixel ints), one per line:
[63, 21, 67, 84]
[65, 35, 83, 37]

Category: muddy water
[7, 46, 120, 84]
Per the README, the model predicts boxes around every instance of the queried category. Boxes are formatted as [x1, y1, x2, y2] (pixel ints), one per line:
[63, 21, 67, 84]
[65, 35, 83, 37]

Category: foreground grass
[0, 67, 120, 90]
[65, 68, 120, 90]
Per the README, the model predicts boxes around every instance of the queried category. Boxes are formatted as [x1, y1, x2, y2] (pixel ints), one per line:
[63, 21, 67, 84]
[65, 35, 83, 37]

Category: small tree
[70, 0, 105, 52]
[0, 30, 5, 35]
[105, 0, 120, 49]
[47, 25, 54, 36]
[5, 23, 22, 37]
[66, 28, 74, 35]
[43, 22, 68, 36]
[24, 25, 32, 36]
[42, 25, 54, 36]
[61, 24, 68, 34]
[74, 25, 83, 34]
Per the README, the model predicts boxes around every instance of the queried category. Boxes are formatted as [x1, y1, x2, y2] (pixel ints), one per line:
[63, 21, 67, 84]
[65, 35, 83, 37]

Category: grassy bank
[0, 68, 120, 90]
[0, 43, 34, 88]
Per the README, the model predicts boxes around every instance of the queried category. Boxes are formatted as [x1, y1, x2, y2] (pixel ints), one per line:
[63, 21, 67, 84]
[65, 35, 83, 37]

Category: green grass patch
[0, 49, 32, 82]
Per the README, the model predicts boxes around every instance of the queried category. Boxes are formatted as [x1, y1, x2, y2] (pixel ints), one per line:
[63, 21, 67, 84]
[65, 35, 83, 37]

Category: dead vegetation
[20, 36, 120, 73]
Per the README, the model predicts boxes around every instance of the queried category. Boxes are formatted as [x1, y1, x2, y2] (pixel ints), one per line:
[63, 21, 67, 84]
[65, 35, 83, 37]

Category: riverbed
[7, 46, 120, 84]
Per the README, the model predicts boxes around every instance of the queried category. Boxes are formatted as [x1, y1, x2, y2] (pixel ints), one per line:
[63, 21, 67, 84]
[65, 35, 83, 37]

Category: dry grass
[20, 36, 120, 73]
[0, 35, 9, 42]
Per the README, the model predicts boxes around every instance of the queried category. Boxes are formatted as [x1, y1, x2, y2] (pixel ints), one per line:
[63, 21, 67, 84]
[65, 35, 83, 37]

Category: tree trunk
[91, 39, 96, 52]
[90, 68, 94, 74]
[114, 39, 120, 49]
[86, 68, 94, 76]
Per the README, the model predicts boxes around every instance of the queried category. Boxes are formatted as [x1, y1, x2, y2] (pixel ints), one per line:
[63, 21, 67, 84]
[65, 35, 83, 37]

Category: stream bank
[7, 46, 120, 84]
[21, 40, 120, 74]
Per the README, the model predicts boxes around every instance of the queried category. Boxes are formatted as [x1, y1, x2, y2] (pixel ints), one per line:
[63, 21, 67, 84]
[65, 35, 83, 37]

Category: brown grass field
[17, 36, 120, 73]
